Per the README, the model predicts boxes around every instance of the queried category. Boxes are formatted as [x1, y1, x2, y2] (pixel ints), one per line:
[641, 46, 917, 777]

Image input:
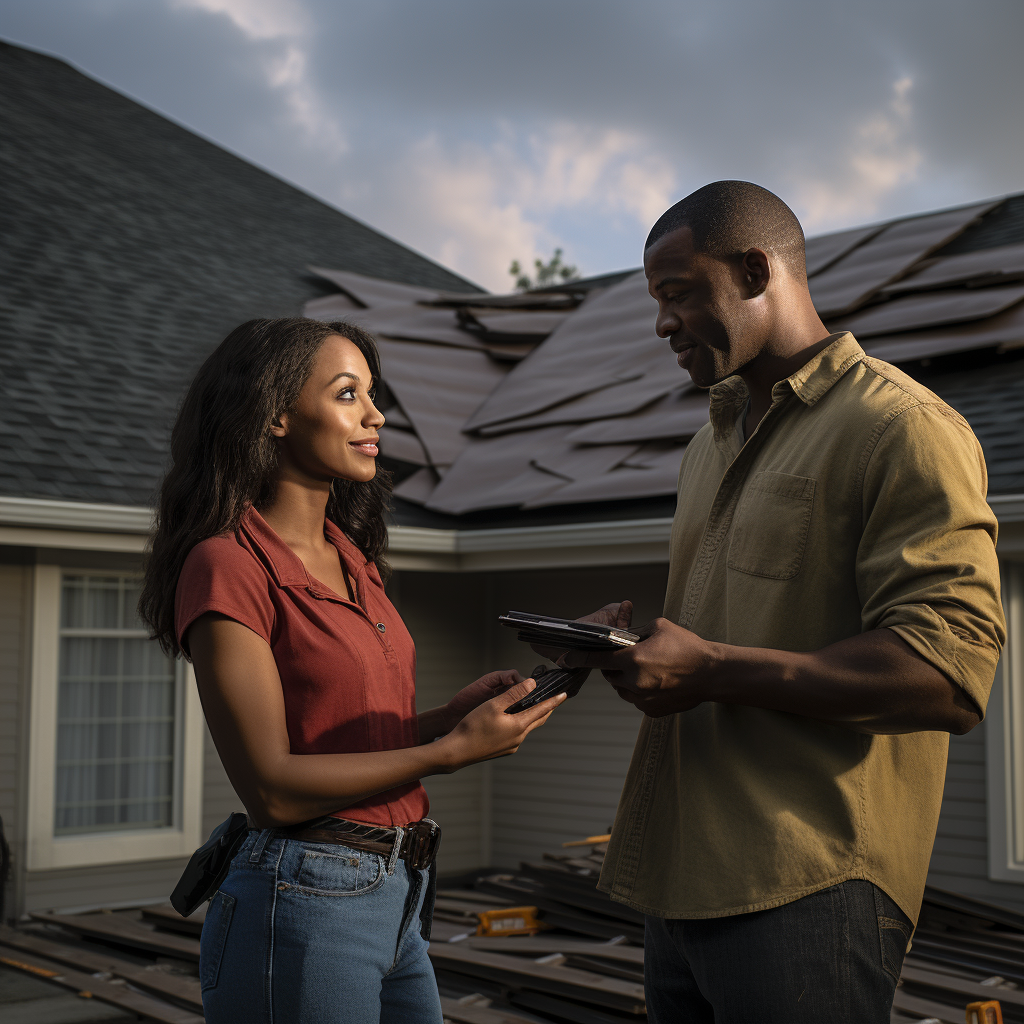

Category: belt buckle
[405, 819, 441, 870]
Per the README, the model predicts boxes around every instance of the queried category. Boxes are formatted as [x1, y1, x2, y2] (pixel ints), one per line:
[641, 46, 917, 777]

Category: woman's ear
[269, 412, 289, 438]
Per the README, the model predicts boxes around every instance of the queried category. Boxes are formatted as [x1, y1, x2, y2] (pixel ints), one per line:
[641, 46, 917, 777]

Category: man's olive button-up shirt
[599, 334, 1005, 925]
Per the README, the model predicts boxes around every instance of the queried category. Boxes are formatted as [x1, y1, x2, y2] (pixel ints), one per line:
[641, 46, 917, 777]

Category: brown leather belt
[260, 816, 442, 871]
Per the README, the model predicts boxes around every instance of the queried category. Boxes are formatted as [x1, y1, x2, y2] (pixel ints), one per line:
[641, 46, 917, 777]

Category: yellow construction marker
[967, 1000, 1004, 1024]
[475, 907, 548, 937]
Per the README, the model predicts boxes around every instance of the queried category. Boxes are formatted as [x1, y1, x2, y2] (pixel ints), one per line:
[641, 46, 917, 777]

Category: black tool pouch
[170, 812, 250, 917]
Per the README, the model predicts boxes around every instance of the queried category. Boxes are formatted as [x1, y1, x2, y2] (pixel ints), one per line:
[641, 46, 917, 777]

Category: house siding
[483, 563, 667, 869]
[392, 571, 490, 874]
[928, 725, 1024, 913]
[0, 561, 31, 923]
[5, 545, 1022, 915]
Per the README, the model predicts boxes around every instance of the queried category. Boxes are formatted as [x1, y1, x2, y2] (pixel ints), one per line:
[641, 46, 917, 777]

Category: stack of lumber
[890, 888, 1024, 1024]
[0, 908, 204, 1023]
[429, 835, 650, 1023]
[435, 835, 1024, 1024]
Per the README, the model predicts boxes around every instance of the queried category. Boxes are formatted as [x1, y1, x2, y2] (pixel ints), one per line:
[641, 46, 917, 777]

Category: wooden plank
[429, 942, 645, 1014]
[510, 989, 641, 1024]
[564, 955, 644, 983]
[923, 886, 1024, 932]
[464, 936, 643, 965]
[901, 962, 1024, 1009]
[438, 995, 541, 1024]
[0, 925, 203, 1012]
[910, 934, 1024, 983]
[141, 904, 204, 938]
[29, 911, 200, 963]
[891, 988, 963, 1024]
[437, 890, 514, 907]
[0, 949, 203, 1024]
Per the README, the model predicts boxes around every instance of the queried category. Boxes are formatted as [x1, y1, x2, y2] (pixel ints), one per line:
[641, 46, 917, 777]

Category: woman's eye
[337, 387, 356, 401]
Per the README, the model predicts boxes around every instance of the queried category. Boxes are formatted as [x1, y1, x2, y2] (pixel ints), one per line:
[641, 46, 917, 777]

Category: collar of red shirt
[238, 506, 376, 601]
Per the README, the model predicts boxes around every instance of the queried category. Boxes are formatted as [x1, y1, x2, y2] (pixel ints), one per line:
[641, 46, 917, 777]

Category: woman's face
[271, 335, 385, 485]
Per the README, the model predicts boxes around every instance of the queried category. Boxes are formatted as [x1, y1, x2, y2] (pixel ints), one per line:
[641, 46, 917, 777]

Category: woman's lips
[349, 440, 378, 456]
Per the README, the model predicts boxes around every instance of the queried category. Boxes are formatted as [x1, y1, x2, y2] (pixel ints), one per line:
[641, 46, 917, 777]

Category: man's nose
[655, 308, 680, 339]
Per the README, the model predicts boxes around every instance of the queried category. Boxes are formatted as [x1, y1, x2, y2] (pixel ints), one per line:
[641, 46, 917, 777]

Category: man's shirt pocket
[727, 471, 816, 580]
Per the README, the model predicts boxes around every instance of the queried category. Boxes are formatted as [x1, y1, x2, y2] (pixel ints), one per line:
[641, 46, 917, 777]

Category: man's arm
[564, 402, 1004, 735]
[559, 620, 980, 733]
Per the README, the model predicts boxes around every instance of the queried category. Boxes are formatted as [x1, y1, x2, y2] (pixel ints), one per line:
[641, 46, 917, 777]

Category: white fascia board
[4, 494, 1024, 569]
[990, 494, 1024, 523]
[0, 496, 154, 533]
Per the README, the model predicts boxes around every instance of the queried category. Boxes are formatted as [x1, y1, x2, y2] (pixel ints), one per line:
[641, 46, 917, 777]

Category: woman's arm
[188, 613, 561, 827]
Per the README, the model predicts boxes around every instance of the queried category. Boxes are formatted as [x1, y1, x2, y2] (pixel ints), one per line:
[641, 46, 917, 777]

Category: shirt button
[376, 622, 386, 633]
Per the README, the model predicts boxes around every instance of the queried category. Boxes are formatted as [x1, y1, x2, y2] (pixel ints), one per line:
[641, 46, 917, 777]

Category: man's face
[644, 226, 762, 388]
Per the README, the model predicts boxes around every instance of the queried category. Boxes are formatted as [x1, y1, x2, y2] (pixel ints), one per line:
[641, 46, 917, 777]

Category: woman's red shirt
[174, 506, 429, 827]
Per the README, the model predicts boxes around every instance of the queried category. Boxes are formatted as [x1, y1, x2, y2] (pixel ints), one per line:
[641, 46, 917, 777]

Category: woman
[140, 318, 564, 1023]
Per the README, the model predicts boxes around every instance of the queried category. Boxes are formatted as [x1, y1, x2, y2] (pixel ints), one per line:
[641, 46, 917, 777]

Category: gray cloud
[3, 0, 1022, 288]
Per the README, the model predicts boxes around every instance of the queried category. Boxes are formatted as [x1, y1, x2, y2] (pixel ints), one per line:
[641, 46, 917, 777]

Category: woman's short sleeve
[175, 535, 276, 656]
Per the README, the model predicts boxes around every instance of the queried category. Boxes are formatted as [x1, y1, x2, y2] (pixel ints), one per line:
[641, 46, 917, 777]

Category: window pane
[55, 578, 177, 836]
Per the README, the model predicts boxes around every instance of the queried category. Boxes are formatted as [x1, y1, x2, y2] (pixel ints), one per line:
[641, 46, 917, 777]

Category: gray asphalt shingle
[0, 40, 480, 508]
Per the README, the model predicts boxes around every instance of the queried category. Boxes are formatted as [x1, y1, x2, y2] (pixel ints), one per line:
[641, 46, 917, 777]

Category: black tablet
[498, 610, 640, 651]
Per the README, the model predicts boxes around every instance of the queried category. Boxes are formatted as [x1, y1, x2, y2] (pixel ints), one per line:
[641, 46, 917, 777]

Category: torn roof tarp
[306, 192, 1024, 515]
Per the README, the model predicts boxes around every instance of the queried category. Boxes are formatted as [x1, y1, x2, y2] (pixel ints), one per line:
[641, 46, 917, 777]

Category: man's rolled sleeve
[856, 402, 1005, 716]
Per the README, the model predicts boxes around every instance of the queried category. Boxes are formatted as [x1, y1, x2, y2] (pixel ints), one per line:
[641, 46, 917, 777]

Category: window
[56, 575, 177, 835]
[987, 560, 1024, 883]
[27, 565, 204, 870]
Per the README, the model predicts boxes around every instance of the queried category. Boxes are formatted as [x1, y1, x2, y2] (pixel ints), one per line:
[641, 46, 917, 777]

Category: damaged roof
[0, 40, 480, 508]
[307, 195, 1024, 522]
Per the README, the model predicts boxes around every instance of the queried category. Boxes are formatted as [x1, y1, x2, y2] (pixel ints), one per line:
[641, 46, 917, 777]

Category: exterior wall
[0, 559, 31, 923]
[391, 571, 491, 874]
[482, 563, 668, 869]
[929, 726, 1024, 914]
[4, 536, 1022, 916]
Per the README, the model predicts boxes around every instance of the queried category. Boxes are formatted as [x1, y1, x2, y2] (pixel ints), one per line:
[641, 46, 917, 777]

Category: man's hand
[559, 617, 715, 717]
[443, 669, 523, 731]
[529, 600, 634, 662]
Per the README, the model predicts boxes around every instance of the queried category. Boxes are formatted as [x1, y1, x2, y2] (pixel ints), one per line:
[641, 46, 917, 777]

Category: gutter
[2, 494, 1023, 569]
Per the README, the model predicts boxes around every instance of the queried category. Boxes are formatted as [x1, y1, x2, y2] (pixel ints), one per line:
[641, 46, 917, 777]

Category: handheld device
[504, 665, 591, 714]
[498, 610, 640, 651]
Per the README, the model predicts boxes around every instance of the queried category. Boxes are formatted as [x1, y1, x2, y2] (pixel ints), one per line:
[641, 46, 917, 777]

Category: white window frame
[26, 564, 204, 870]
[987, 560, 1024, 883]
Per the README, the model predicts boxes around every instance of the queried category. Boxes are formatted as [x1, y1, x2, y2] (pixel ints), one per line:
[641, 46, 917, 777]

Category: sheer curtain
[55, 575, 178, 834]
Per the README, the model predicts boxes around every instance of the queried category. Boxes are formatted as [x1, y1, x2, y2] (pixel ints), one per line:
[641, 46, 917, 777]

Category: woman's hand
[439, 678, 566, 770]
[442, 669, 523, 731]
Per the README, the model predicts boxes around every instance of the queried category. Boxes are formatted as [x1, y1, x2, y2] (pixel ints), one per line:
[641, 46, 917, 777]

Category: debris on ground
[1, 833, 1020, 1024]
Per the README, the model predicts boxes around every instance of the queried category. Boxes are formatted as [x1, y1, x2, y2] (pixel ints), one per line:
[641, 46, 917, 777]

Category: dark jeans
[644, 879, 912, 1024]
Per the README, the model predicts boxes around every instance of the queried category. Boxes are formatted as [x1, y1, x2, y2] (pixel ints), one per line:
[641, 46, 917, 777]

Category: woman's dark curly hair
[140, 317, 392, 657]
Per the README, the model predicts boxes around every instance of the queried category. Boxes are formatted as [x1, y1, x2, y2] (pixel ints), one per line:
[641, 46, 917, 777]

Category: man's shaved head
[646, 181, 807, 280]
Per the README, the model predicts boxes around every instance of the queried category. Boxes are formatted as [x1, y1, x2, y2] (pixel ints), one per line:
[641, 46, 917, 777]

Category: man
[561, 181, 1005, 1023]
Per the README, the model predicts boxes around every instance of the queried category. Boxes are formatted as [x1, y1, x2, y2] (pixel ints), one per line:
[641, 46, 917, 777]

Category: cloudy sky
[4, 1, 1022, 290]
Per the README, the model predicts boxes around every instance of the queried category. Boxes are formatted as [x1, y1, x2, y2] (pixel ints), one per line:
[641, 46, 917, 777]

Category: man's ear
[740, 248, 771, 298]
[269, 412, 288, 438]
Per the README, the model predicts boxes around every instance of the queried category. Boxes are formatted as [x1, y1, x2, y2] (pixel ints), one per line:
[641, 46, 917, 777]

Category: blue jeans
[200, 829, 443, 1024]
[644, 879, 912, 1024]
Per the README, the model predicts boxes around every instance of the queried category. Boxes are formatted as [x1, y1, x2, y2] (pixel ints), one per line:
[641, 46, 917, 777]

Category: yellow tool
[475, 906, 548, 937]
[562, 834, 611, 847]
[967, 1000, 1003, 1024]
